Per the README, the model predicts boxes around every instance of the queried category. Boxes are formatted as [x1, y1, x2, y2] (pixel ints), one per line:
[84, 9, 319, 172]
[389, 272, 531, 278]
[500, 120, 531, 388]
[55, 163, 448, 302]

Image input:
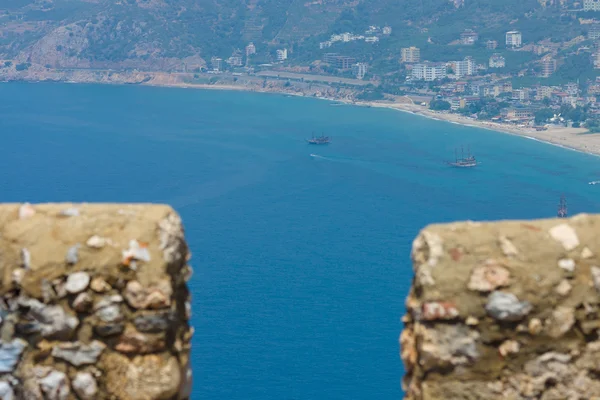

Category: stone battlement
[401, 214, 600, 399]
[0, 203, 193, 399]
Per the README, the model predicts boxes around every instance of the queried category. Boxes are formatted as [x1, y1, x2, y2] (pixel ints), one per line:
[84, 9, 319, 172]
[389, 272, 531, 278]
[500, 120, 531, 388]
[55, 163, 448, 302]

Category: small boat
[446, 146, 477, 168]
[589, 180, 600, 185]
[557, 194, 567, 218]
[307, 133, 331, 145]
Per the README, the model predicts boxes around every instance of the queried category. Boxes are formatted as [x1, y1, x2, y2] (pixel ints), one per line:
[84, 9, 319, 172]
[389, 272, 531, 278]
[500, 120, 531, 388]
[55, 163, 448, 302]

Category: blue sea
[2, 82, 600, 399]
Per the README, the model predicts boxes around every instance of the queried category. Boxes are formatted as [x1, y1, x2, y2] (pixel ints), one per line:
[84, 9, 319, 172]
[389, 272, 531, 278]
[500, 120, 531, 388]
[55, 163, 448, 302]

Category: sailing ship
[307, 133, 331, 145]
[557, 195, 567, 218]
[447, 146, 478, 168]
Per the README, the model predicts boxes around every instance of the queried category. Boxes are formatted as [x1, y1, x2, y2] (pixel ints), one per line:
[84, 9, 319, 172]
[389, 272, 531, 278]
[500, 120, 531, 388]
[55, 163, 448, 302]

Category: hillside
[0, 0, 589, 71]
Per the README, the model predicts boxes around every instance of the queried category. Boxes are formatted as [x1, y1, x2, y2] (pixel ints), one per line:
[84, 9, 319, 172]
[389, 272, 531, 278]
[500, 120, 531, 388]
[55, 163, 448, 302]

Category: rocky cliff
[0, 203, 193, 400]
[401, 214, 600, 400]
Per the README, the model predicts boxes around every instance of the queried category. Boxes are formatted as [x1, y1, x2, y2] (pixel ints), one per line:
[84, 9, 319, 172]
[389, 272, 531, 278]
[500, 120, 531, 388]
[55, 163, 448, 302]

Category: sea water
[1, 82, 600, 399]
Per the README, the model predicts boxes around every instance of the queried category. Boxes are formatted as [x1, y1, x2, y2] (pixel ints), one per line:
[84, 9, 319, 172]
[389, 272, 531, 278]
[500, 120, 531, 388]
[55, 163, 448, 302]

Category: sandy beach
[358, 99, 600, 157]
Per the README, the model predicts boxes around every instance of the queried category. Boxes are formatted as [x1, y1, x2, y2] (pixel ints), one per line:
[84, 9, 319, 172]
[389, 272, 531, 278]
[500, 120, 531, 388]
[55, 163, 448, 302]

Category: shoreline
[5, 71, 600, 157]
[358, 101, 600, 158]
[142, 79, 600, 157]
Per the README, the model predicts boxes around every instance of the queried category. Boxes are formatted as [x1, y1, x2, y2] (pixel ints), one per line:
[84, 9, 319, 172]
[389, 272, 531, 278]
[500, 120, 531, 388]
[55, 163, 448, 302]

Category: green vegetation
[535, 108, 554, 124]
[429, 99, 451, 110]
[356, 85, 385, 100]
[535, 105, 589, 124]
[0, 0, 594, 90]
[586, 119, 600, 133]
[453, 98, 508, 119]
[555, 53, 596, 83]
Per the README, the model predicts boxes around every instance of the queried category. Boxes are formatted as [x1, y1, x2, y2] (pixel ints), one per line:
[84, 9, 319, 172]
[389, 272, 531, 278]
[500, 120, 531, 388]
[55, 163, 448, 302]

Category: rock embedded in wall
[402, 214, 600, 399]
[0, 203, 193, 399]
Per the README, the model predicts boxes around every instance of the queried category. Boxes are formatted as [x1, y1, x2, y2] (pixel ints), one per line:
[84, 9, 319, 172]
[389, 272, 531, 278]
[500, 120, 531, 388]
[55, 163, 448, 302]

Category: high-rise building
[323, 53, 356, 69]
[411, 63, 447, 81]
[512, 88, 530, 101]
[506, 31, 522, 48]
[401, 47, 420, 63]
[455, 57, 475, 77]
[541, 58, 556, 77]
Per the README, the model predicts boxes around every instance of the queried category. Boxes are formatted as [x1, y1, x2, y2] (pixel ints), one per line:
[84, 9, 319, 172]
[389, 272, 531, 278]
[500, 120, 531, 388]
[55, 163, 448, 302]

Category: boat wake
[589, 180, 600, 185]
[310, 154, 326, 159]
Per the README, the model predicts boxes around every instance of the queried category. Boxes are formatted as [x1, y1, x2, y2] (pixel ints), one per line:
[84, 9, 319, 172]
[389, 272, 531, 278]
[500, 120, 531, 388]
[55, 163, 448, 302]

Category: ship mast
[557, 194, 568, 218]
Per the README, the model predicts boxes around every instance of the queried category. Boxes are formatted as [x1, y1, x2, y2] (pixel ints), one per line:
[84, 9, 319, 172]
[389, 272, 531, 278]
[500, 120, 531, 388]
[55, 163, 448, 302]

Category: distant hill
[0, 0, 588, 71]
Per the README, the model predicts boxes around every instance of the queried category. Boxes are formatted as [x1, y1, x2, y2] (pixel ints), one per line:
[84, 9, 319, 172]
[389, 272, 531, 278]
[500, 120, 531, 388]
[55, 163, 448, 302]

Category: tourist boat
[446, 146, 477, 168]
[307, 133, 331, 145]
[557, 195, 567, 218]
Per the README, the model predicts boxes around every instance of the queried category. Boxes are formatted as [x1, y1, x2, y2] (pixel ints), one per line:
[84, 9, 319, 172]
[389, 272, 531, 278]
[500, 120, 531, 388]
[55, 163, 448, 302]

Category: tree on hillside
[556, 53, 594, 82]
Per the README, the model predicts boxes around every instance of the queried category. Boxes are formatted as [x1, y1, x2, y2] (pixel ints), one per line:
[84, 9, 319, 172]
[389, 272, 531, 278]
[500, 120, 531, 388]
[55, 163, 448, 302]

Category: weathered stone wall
[401, 214, 600, 400]
[0, 203, 193, 400]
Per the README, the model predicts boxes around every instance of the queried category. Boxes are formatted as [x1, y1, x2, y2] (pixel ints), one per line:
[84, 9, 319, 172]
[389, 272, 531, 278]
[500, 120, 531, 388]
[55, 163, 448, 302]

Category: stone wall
[401, 214, 600, 400]
[0, 203, 193, 400]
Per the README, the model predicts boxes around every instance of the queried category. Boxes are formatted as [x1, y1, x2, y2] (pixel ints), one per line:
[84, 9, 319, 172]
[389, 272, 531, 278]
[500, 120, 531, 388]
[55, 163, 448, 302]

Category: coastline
[3, 67, 599, 157]
[141, 79, 600, 157]
[356, 100, 600, 157]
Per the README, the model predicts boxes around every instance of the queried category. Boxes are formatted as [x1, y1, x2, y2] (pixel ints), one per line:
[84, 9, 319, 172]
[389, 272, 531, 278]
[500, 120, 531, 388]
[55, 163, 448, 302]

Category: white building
[245, 42, 256, 57]
[411, 63, 447, 81]
[210, 57, 223, 72]
[226, 49, 243, 67]
[584, 0, 600, 11]
[594, 52, 600, 69]
[489, 54, 506, 68]
[276, 49, 288, 61]
[506, 31, 522, 48]
[352, 63, 368, 79]
[227, 55, 243, 67]
[401, 47, 420, 63]
[365, 36, 379, 43]
[365, 26, 378, 35]
[454, 57, 475, 77]
[589, 24, 600, 40]
[460, 29, 478, 45]
[512, 88, 530, 101]
[319, 41, 332, 49]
